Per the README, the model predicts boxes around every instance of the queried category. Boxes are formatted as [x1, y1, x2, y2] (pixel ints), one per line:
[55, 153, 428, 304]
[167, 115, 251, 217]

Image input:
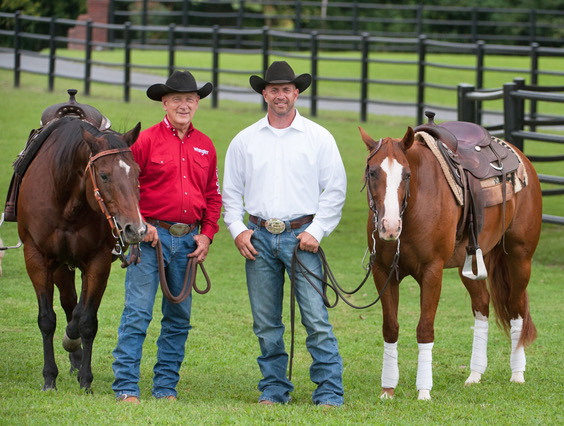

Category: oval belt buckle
[265, 218, 285, 234]
[169, 223, 190, 237]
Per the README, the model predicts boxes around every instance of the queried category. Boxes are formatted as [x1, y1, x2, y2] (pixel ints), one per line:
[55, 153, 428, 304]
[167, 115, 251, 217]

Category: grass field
[0, 70, 563, 424]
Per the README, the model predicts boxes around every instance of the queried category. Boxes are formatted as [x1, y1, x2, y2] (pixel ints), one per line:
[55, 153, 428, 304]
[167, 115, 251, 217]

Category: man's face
[162, 92, 200, 129]
[262, 83, 299, 117]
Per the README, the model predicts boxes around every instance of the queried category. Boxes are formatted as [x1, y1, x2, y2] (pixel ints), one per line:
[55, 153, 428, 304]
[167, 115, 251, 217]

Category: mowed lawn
[0, 70, 563, 424]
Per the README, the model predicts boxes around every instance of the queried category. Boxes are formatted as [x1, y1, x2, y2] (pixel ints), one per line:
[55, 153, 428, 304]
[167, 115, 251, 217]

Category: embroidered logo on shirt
[194, 147, 209, 156]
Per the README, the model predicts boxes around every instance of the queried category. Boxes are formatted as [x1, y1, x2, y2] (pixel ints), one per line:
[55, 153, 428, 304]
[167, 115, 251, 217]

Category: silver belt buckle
[265, 218, 285, 234]
[169, 223, 191, 237]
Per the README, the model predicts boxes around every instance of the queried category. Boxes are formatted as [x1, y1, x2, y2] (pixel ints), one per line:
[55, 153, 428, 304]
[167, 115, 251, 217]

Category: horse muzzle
[379, 217, 402, 241]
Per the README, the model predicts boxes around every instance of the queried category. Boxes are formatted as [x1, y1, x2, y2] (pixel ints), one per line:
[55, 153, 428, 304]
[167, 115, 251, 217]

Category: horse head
[82, 123, 147, 244]
[360, 126, 414, 241]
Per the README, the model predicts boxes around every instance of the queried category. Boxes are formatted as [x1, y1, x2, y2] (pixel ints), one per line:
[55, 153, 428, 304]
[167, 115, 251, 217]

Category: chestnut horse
[360, 126, 542, 400]
[17, 117, 146, 392]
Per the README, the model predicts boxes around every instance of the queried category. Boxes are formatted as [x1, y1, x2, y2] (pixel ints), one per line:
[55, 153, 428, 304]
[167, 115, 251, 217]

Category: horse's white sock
[416, 342, 434, 391]
[381, 341, 399, 389]
[510, 316, 526, 373]
[470, 315, 489, 374]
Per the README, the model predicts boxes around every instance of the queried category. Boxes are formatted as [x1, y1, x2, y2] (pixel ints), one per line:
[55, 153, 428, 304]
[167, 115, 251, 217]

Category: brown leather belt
[146, 218, 198, 237]
[249, 215, 314, 234]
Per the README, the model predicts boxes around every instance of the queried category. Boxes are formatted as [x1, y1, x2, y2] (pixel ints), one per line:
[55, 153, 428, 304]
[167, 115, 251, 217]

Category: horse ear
[82, 128, 100, 153]
[123, 122, 141, 147]
[401, 127, 415, 150]
[359, 126, 379, 152]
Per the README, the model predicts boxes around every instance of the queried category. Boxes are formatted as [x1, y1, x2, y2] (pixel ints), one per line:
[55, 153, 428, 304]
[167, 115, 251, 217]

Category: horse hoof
[62, 332, 82, 352]
[465, 371, 482, 385]
[380, 388, 394, 399]
[510, 372, 525, 383]
[417, 389, 431, 401]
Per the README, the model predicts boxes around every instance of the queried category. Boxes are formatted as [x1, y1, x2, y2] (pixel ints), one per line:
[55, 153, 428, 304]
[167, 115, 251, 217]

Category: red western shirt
[132, 117, 222, 241]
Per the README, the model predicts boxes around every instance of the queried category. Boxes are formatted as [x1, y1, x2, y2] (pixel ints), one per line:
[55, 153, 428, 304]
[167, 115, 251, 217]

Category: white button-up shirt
[222, 110, 347, 244]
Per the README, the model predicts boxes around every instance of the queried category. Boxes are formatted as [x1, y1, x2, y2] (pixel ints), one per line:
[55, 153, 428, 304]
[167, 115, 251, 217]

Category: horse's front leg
[415, 265, 444, 401]
[374, 264, 400, 399]
[459, 272, 490, 385]
[75, 261, 110, 393]
[24, 245, 58, 390]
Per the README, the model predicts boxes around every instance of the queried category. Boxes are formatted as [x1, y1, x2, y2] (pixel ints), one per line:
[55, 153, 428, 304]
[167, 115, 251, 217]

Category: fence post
[471, 8, 478, 42]
[310, 31, 318, 117]
[14, 10, 21, 88]
[141, 0, 148, 45]
[85, 20, 93, 96]
[416, 35, 427, 125]
[416, 5, 423, 38]
[503, 82, 523, 151]
[48, 16, 56, 92]
[261, 26, 269, 112]
[530, 42, 539, 131]
[529, 9, 536, 44]
[211, 25, 219, 109]
[168, 23, 176, 76]
[457, 83, 476, 123]
[475, 40, 485, 123]
[360, 32, 369, 123]
[124, 22, 131, 102]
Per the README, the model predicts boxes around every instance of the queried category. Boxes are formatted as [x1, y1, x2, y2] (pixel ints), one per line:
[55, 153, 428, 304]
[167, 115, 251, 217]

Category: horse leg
[54, 266, 83, 374]
[458, 270, 490, 385]
[23, 245, 58, 391]
[75, 263, 110, 393]
[375, 266, 400, 399]
[415, 264, 444, 401]
[487, 242, 537, 384]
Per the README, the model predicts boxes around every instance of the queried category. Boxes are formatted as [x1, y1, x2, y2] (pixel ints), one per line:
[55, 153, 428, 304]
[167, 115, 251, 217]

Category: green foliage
[0, 70, 563, 424]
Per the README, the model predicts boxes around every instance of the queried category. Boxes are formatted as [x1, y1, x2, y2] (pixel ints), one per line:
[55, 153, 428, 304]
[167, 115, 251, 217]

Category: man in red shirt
[112, 70, 221, 403]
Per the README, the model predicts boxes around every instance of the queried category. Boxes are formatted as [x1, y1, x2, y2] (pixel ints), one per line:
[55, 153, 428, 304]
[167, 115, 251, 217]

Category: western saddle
[414, 111, 523, 280]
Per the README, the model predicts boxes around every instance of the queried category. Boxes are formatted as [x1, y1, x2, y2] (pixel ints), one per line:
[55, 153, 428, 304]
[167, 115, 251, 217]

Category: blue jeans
[245, 220, 344, 406]
[112, 225, 197, 399]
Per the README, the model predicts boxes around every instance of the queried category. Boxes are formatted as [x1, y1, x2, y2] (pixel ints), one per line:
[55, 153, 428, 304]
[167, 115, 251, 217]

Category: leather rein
[287, 139, 408, 380]
[85, 147, 132, 266]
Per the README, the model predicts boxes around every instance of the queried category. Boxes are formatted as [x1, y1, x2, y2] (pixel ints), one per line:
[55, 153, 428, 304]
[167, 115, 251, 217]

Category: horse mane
[45, 117, 126, 201]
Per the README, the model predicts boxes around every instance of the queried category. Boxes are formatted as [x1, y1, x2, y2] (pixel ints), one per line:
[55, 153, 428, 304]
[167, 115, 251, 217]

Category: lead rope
[288, 238, 400, 380]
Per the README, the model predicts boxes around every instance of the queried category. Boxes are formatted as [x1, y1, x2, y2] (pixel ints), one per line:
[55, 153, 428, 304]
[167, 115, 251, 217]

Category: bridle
[85, 147, 133, 265]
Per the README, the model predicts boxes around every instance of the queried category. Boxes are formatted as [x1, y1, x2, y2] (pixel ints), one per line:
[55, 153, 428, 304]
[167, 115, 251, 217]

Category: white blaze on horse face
[379, 157, 404, 241]
[119, 159, 131, 176]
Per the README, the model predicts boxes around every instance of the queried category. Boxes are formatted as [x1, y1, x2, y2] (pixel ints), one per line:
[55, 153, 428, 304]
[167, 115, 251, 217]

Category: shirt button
[184, 192, 188, 195]
[183, 176, 186, 179]
[184, 210, 187, 213]
[182, 158, 185, 161]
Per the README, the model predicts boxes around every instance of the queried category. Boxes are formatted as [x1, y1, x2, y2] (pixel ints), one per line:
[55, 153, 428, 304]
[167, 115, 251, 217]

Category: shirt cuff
[227, 221, 249, 240]
[304, 221, 324, 245]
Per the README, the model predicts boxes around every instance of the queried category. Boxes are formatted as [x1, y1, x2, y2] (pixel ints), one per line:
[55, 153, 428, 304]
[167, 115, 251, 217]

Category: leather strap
[249, 215, 314, 230]
[146, 217, 198, 234]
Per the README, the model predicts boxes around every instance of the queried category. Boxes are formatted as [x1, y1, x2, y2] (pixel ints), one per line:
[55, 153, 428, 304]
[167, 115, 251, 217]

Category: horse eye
[404, 172, 411, 181]
[99, 172, 110, 183]
[369, 168, 380, 179]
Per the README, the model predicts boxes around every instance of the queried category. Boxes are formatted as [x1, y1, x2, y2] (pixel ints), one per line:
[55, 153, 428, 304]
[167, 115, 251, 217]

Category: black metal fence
[458, 78, 564, 225]
[109, 0, 564, 48]
[3, 11, 564, 127]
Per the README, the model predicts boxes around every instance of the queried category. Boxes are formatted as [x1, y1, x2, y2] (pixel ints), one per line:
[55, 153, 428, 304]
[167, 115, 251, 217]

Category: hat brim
[147, 82, 213, 101]
[249, 74, 312, 94]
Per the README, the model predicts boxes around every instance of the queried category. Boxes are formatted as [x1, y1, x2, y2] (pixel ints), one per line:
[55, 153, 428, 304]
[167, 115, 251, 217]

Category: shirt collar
[258, 109, 305, 133]
[163, 115, 194, 137]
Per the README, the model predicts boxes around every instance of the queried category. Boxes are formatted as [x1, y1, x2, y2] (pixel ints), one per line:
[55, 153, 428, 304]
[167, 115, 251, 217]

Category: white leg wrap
[510, 317, 526, 379]
[470, 317, 489, 375]
[416, 342, 434, 392]
[381, 341, 399, 389]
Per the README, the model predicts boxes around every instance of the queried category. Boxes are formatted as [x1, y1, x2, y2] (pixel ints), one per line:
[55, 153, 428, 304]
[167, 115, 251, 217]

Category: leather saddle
[414, 111, 522, 280]
[3, 89, 111, 222]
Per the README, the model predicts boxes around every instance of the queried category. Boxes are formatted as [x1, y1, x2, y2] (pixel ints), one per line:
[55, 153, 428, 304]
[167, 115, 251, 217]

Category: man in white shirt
[222, 61, 347, 407]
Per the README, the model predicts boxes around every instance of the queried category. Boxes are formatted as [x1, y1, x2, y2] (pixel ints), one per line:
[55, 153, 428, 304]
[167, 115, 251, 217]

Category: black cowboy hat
[249, 61, 312, 94]
[147, 70, 213, 101]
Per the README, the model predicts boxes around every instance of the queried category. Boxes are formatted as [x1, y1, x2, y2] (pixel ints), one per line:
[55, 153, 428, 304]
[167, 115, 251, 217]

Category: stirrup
[0, 213, 23, 250]
[462, 248, 487, 280]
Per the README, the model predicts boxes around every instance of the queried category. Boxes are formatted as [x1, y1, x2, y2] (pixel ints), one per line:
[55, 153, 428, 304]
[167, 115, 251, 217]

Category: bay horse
[17, 116, 146, 392]
[360, 124, 542, 400]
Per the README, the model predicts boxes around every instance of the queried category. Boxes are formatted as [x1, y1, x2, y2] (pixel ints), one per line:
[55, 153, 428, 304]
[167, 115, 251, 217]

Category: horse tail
[486, 244, 537, 348]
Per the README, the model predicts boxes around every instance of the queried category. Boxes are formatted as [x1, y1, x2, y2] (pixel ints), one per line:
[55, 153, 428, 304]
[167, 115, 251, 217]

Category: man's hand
[189, 234, 211, 264]
[234, 229, 258, 260]
[297, 231, 319, 253]
[143, 223, 159, 247]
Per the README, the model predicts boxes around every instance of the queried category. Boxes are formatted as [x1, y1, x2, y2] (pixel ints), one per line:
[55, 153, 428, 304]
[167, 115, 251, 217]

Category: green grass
[1, 70, 564, 424]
